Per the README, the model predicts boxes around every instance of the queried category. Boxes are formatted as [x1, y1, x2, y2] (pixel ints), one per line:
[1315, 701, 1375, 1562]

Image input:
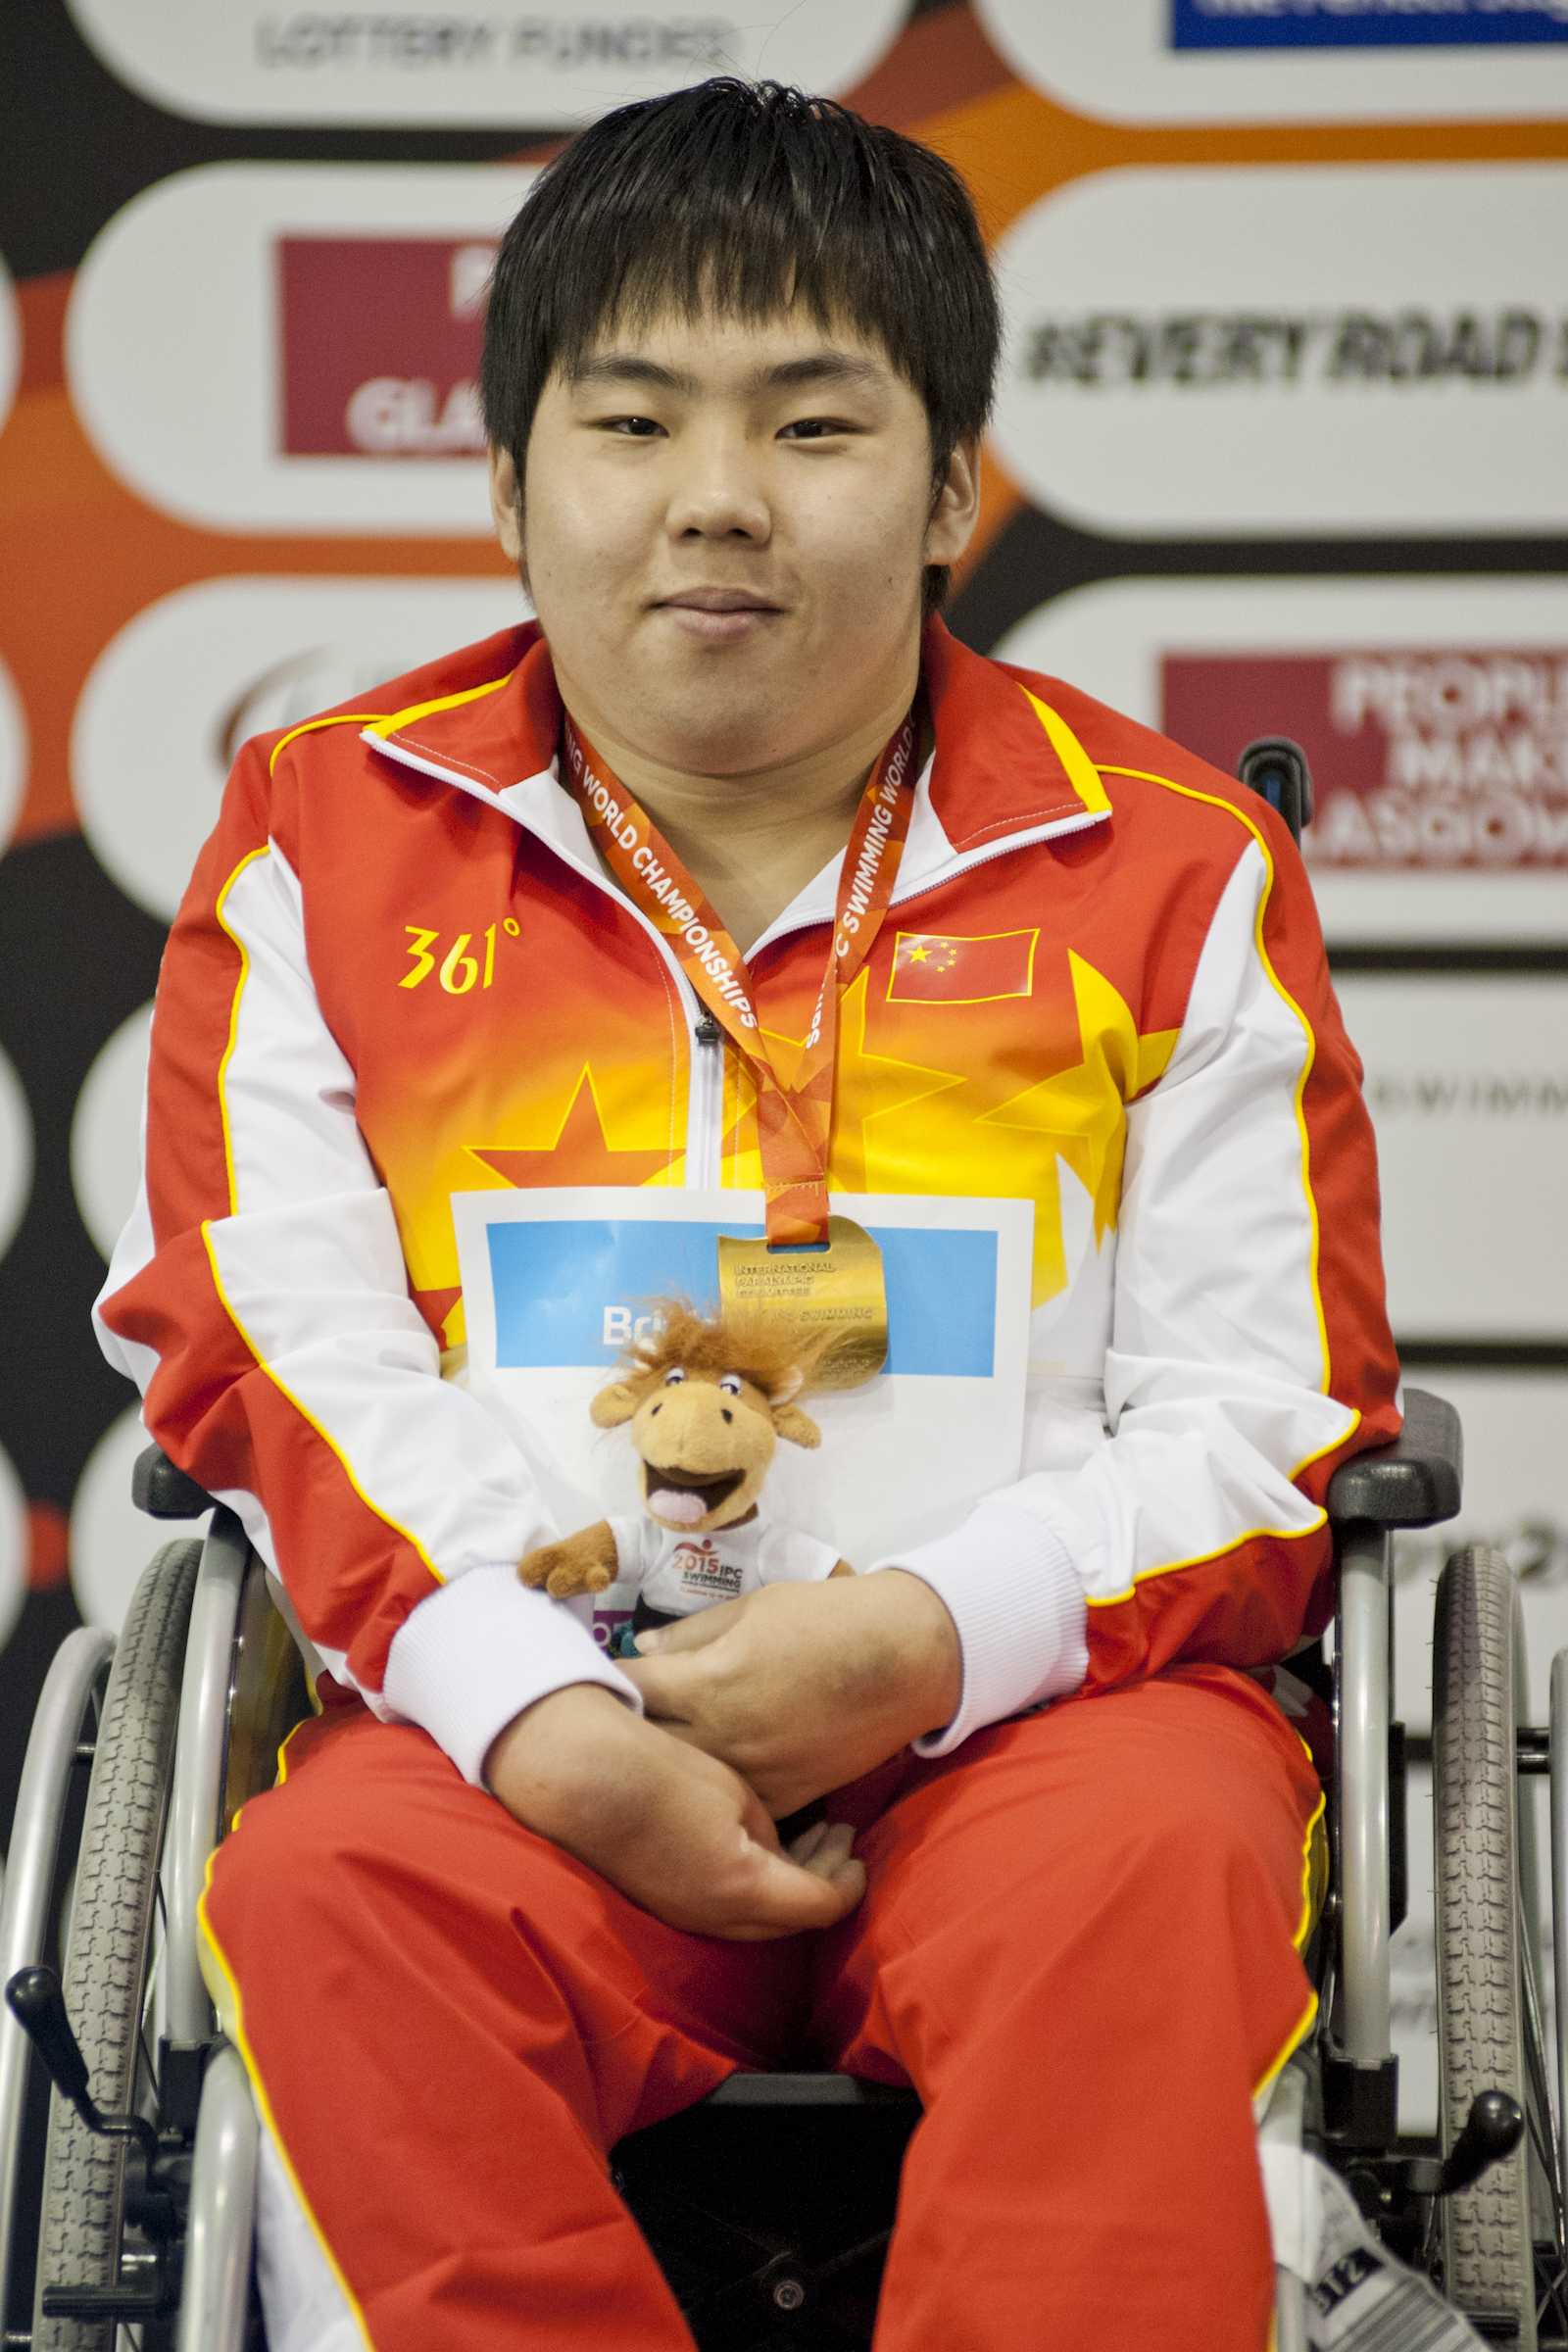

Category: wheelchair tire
[1433, 1544, 1539, 2349]
[32, 1539, 202, 2352]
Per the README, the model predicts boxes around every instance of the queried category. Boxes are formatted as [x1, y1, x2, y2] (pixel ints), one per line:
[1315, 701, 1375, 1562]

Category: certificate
[451, 1188, 1034, 1574]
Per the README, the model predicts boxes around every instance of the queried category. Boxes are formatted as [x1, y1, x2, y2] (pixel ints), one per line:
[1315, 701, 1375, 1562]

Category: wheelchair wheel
[1434, 1544, 1544, 2348]
[32, 1539, 201, 2352]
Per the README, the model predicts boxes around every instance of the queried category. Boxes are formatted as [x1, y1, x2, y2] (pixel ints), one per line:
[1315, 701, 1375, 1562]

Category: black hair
[479, 78, 1000, 614]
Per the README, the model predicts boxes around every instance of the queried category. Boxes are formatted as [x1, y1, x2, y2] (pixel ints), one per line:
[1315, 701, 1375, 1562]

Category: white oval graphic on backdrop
[0, 1041, 35, 1267]
[68, 165, 544, 534]
[73, 575, 527, 921]
[0, 1439, 25, 1656]
[995, 574, 1568, 946]
[0, 652, 29, 858]
[71, 1406, 210, 1636]
[991, 164, 1568, 540]
[65, 0, 906, 127]
[1333, 973, 1568, 1341]
[0, 253, 18, 446]
[72, 1002, 153, 1263]
[976, 0, 1568, 123]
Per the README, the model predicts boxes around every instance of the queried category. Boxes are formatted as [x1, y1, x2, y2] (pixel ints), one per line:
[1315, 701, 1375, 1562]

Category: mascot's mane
[621, 1298, 834, 1399]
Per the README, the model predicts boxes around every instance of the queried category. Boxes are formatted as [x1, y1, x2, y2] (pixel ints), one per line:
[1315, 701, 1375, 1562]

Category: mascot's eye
[718, 1374, 743, 1396]
[663, 1368, 687, 1388]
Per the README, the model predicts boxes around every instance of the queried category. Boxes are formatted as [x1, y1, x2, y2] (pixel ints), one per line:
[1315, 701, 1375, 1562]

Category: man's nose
[665, 426, 771, 543]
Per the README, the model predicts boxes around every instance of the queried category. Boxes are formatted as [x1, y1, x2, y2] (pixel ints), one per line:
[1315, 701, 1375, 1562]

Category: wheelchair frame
[4, 1385, 1555, 2352]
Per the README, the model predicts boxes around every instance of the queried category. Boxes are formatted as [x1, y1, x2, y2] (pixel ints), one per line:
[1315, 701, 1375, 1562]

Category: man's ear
[924, 431, 981, 570]
[772, 1403, 821, 1450]
[590, 1381, 641, 1429]
[488, 443, 523, 566]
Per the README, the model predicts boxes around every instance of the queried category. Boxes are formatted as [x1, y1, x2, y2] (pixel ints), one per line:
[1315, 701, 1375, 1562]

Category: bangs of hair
[480, 79, 1000, 608]
[621, 1298, 836, 1399]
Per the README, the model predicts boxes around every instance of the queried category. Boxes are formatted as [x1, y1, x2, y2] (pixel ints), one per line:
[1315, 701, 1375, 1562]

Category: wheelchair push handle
[1237, 737, 1313, 848]
[5, 1965, 159, 2165]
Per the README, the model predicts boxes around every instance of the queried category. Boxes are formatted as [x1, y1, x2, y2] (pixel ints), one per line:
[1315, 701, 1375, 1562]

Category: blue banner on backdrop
[486, 1218, 1000, 1377]
[1171, 0, 1568, 42]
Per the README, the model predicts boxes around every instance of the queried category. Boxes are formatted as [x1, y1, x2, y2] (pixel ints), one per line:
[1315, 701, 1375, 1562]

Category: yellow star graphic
[980, 953, 1179, 1288]
[827, 968, 965, 1193]
[908, 945, 930, 963]
[707, 977, 961, 1194]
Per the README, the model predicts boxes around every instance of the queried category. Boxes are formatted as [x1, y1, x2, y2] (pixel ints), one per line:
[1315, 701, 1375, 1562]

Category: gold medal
[716, 1215, 888, 1390]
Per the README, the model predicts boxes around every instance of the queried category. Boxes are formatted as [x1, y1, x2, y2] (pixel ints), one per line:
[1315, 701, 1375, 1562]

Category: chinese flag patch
[887, 929, 1039, 1004]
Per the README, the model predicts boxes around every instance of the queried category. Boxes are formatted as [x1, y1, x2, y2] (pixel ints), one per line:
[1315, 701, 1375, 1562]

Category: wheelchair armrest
[131, 1444, 214, 1521]
[1325, 1386, 1461, 1531]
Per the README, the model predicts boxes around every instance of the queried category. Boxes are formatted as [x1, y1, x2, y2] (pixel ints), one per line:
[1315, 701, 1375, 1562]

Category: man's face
[490, 306, 978, 779]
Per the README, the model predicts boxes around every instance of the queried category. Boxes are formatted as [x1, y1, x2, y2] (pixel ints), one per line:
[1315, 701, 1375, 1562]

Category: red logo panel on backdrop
[1162, 650, 1568, 870]
[277, 237, 495, 458]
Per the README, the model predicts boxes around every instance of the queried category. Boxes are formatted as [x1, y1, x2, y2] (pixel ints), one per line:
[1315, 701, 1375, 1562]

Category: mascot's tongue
[650, 1489, 708, 1525]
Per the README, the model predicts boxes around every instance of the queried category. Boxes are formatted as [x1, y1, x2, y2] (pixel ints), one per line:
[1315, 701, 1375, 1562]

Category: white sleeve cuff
[382, 1564, 642, 1788]
[871, 1500, 1089, 1758]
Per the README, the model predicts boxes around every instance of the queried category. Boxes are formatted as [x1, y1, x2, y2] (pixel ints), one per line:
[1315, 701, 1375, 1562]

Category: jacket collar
[362, 615, 1111, 928]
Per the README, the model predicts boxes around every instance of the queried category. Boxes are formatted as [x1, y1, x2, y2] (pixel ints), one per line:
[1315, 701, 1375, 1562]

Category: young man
[97, 80, 1399, 2352]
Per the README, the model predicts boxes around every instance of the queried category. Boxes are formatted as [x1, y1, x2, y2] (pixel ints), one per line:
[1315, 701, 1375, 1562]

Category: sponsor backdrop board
[64, 0, 909, 127]
[1, 0, 1566, 2089]
[1334, 975, 1568, 1340]
[996, 578, 1568, 942]
[67, 166, 543, 533]
[991, 164, 1568, 540]
[975, 0, 1568, 121]
[72, 575, 529, 919]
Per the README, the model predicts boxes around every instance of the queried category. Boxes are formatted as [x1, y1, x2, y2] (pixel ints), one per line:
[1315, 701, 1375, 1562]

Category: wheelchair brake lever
[6, 1965, 160, 2168]
[1371, 2089, 1525, 2203]
[1431, 2089, 1525, 2197]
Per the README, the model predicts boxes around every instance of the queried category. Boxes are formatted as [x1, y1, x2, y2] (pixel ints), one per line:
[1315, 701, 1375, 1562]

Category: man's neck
[557, 679, 918, 956]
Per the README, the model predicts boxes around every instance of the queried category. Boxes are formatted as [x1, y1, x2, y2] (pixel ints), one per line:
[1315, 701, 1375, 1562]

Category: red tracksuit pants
[201, 1662, 1322, 2351]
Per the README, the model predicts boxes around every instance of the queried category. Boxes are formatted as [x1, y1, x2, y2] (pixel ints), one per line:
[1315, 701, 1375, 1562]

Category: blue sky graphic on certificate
[485, 1218, 999, 1377]
[1171, 0, 1568, 41]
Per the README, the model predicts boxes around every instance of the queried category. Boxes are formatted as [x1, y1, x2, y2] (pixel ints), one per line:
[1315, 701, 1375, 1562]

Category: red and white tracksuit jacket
[95, 615, 1399, 1783]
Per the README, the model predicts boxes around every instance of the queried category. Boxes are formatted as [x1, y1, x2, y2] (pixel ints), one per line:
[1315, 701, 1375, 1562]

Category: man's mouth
[643, 1461, 747, 1525]
[654, 588, 784, 643]
[657, 588, 780, 612]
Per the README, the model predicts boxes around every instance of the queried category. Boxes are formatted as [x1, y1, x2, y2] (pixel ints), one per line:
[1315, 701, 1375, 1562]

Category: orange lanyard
[562, 712, 918, 1246]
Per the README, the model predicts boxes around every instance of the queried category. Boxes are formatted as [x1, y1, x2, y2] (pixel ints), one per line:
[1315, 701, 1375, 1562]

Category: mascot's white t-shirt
[607, 1514, 841, 1618]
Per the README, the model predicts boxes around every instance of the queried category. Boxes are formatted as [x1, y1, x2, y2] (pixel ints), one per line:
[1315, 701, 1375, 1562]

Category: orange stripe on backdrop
[898, 11, 1568, 599]
[0, 274, 514, 850]
[2, 3, 1565, 849]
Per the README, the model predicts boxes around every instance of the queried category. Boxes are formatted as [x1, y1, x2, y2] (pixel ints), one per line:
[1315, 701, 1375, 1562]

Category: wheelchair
[0, 745, 1559, 2349]
[0, 1398, 1560, 2352]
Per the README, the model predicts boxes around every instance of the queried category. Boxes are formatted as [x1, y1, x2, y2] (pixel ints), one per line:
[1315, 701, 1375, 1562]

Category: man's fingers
[632, 1598, 749, 1659]
[792, 1820, 858, 1884]
[740, 1838, 865, 1932]
[788, 1819, 831, 1867]
[621, 1647, 714, 1720]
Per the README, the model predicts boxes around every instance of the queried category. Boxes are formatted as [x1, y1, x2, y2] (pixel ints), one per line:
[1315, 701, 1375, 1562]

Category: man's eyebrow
[568, 351, 890, 399]
[743, 353, 888, 396]
[569, 355, 701, 396]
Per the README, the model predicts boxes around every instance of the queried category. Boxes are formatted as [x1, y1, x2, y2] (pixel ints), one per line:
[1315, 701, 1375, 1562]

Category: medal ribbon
[562, 711, 918, 1246]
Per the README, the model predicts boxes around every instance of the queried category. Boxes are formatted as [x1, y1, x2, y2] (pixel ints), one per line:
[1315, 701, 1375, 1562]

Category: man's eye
[777, 418, 846, 441]
[603, 415, 663, 437]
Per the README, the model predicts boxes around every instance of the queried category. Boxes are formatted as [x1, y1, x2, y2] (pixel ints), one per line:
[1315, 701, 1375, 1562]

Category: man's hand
[621, 1570, 962, 1818]
[485, 1684, 865, 1939]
